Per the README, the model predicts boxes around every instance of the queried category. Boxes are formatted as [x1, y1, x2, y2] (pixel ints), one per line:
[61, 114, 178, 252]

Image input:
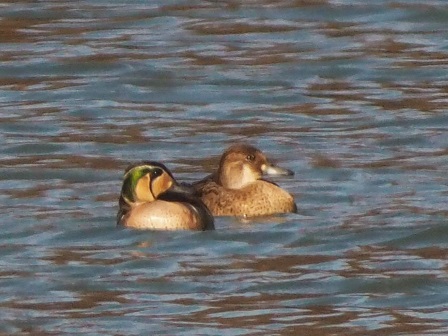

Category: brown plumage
[193, 144, 297, 217]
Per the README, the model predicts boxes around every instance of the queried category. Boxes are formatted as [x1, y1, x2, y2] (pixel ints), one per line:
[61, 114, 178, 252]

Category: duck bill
[166, 182, 196, 196]
[261, 163, 294, 176]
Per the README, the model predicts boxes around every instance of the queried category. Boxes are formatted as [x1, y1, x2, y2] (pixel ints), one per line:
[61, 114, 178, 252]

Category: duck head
[217, 144, 293, 189]
[120, 161, 193, 206]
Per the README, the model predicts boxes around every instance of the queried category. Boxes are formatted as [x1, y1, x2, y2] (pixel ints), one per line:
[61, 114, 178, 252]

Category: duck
[117, 161, 214, 231]
[193, 144, 297, 217]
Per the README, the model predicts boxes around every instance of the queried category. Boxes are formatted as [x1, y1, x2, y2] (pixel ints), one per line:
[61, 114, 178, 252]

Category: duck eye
[246, 154, 255, 161]
[150, 168, 163, 178]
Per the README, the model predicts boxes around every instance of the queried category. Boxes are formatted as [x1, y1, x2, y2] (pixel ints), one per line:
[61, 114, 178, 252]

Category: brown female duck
[193, 144, 297, 217]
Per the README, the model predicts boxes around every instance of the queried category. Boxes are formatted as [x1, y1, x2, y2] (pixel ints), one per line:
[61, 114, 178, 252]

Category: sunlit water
[1, 0, 448, 334]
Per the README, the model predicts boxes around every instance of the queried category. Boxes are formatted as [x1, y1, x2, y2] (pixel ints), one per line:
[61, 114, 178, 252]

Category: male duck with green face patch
[118, 161, 214, 231]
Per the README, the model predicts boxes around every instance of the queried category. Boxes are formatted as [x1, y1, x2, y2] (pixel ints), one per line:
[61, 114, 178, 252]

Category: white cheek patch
[240, 164, 257, 187]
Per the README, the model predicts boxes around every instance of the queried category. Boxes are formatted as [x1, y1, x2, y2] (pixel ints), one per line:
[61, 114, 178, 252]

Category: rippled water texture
[1, 0, 448, 334]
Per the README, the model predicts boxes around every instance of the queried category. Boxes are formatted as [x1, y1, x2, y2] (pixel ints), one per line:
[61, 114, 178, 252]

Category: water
[1, 0, 448, 334]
